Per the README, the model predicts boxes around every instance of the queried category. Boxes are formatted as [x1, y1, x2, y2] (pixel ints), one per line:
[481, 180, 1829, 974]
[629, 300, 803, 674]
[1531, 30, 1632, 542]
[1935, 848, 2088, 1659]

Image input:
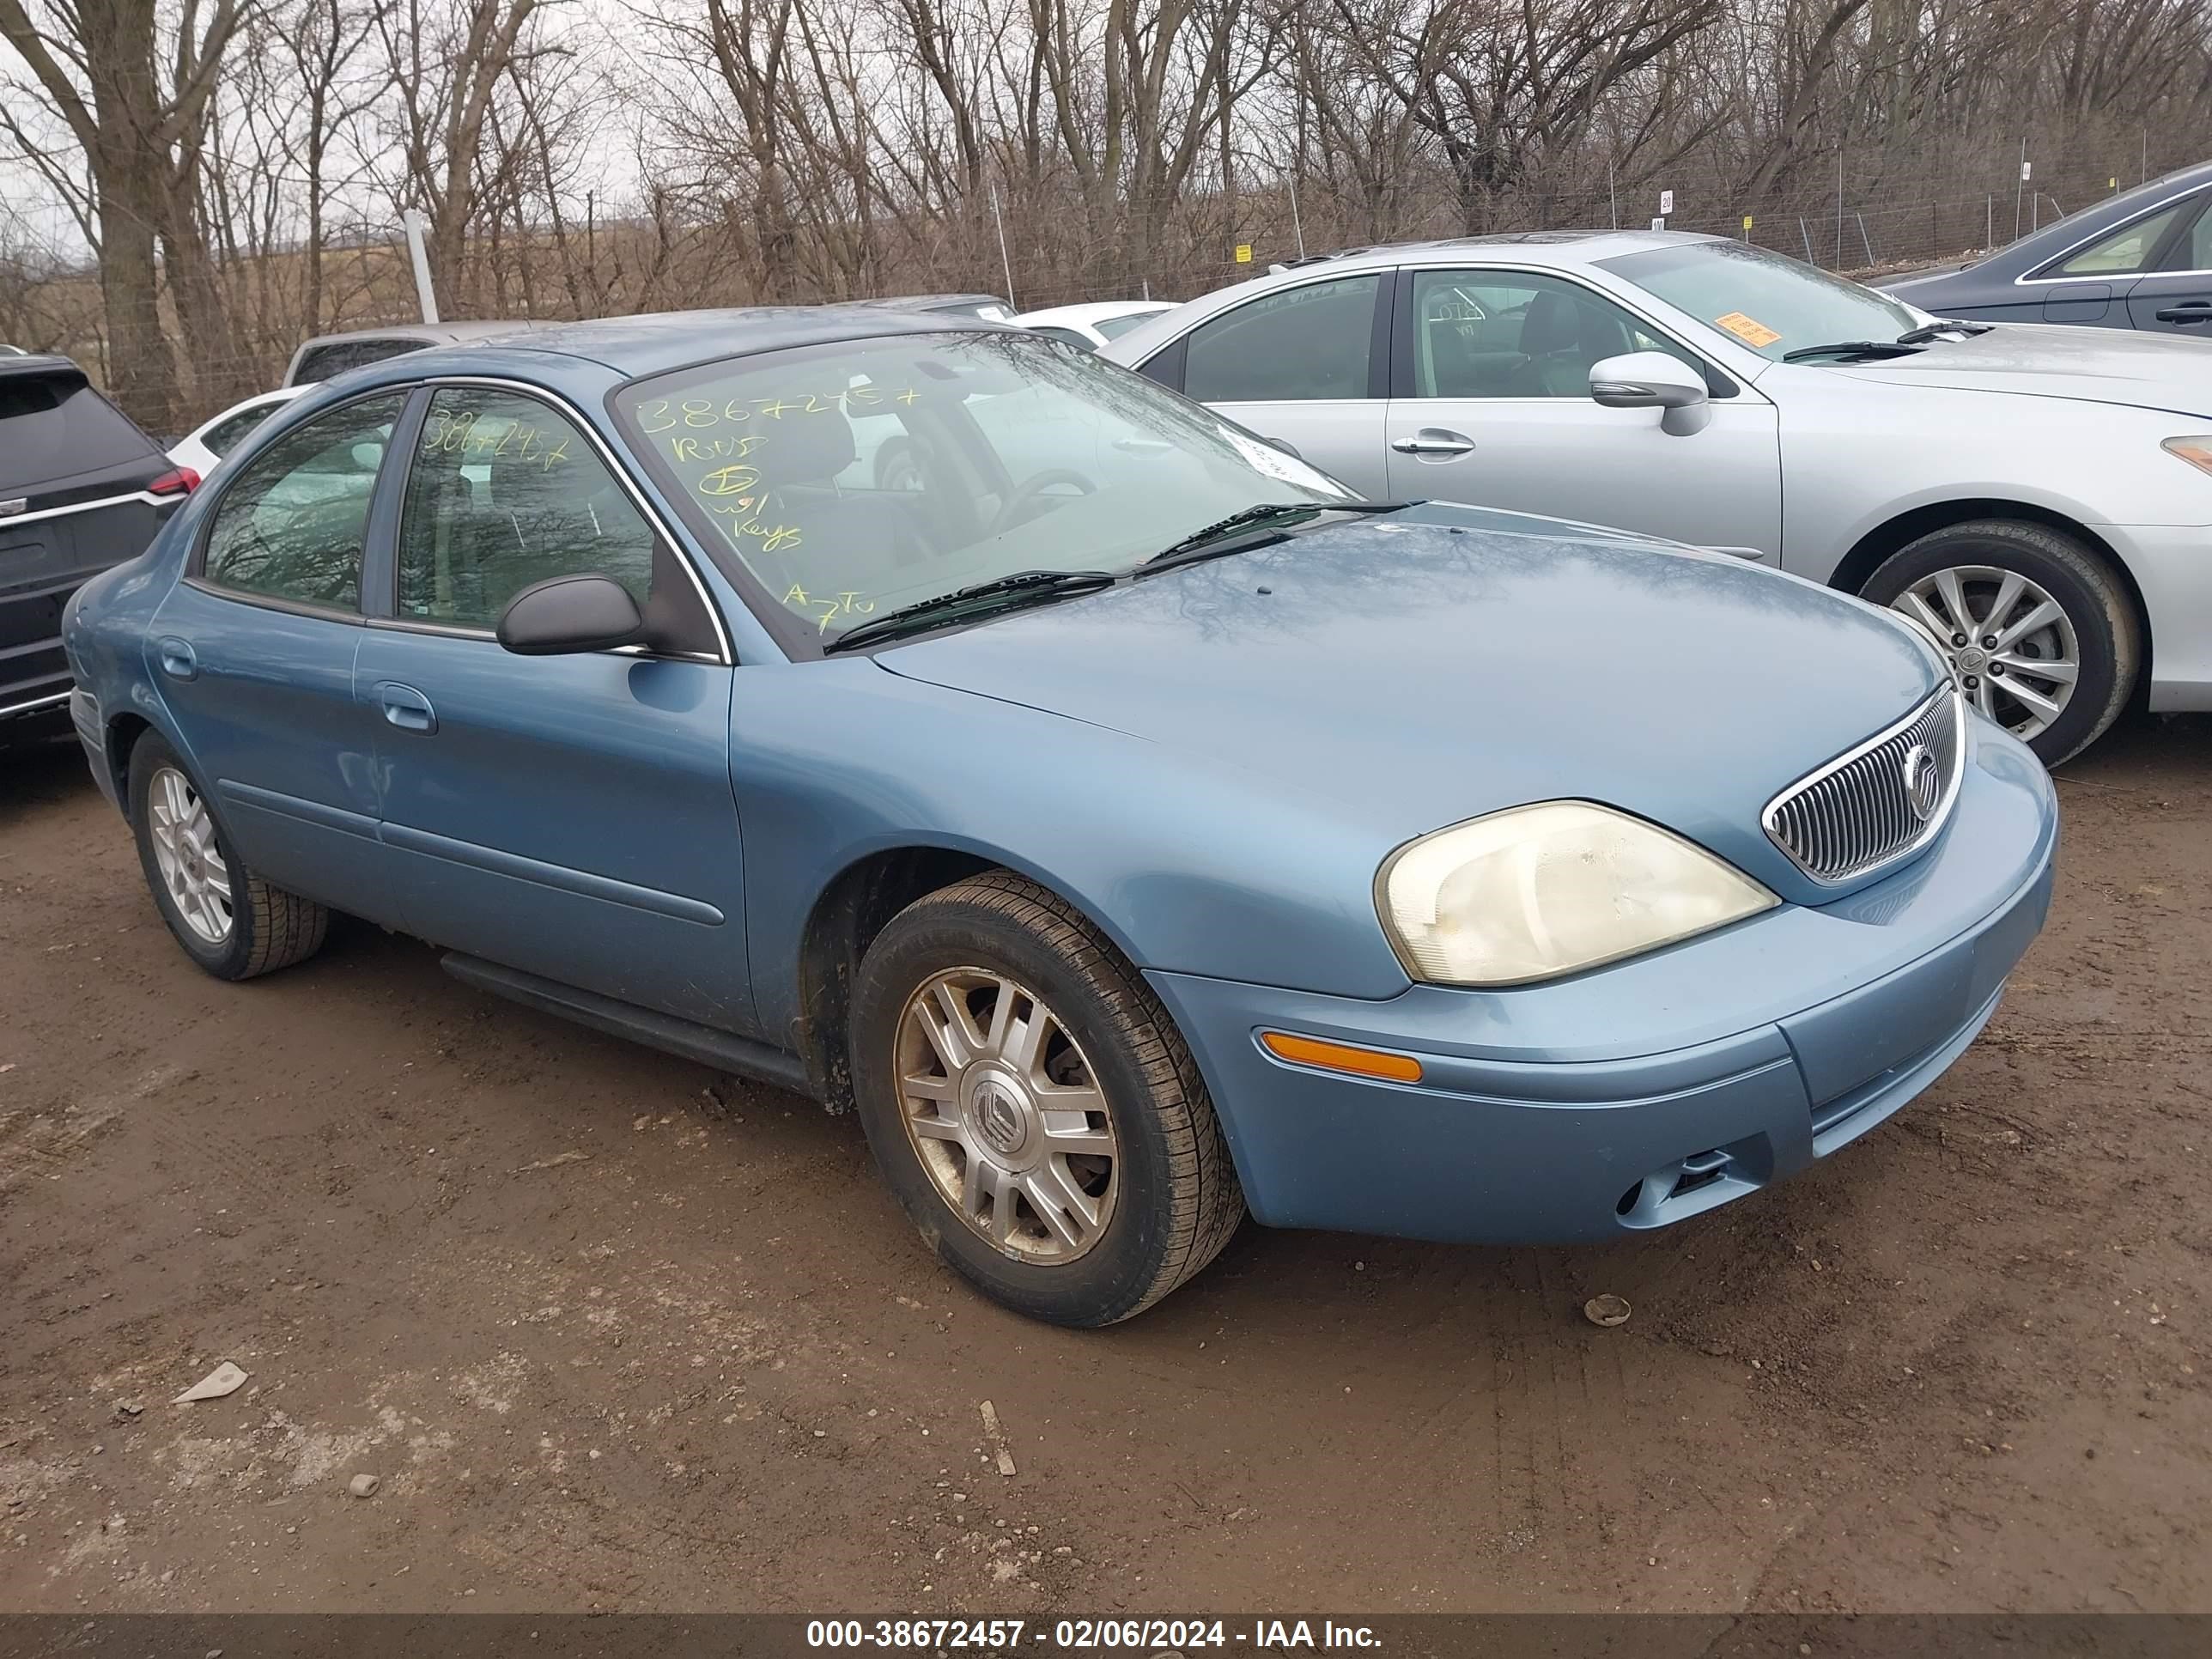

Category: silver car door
[1382, 267, 1782, 561]
[1174, 270, 1392, 497]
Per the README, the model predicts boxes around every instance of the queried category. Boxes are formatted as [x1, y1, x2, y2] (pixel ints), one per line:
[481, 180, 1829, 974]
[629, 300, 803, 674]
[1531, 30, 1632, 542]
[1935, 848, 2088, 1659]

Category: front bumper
[1146, 722, 2057, 1243]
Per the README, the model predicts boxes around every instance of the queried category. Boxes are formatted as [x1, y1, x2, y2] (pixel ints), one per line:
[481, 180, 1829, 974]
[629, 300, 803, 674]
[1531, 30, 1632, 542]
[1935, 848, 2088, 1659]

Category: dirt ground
[1, 714, 2208, 1616]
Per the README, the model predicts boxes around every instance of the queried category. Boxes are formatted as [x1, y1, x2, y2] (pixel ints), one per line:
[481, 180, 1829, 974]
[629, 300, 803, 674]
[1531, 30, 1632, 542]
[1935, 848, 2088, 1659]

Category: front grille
[1763, 684, 1963, 884]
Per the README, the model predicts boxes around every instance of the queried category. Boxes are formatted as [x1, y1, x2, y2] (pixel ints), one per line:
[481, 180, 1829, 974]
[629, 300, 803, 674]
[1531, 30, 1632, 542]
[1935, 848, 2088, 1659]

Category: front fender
[731, 659, 1413, 1038]
[1778, 379, 2212, 578]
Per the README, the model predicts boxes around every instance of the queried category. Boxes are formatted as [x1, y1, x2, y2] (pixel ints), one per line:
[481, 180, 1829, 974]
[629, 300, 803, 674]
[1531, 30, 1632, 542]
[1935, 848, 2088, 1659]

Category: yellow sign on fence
[1235, 244, 1253, 264]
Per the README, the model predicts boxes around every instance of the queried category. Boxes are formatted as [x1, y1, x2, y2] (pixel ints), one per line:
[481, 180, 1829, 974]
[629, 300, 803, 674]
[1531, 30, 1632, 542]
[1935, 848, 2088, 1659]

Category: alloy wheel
[1889, 563, 2080, 743]
[147, 765, 234, 945]
[894, 967, 1117, 1263]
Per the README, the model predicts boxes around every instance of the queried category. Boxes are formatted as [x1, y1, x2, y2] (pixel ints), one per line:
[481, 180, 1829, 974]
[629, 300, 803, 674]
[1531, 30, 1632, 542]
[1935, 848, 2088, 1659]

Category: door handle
[2154, 301, 2212, 324]
[1390, 429, 1477, 457]
[374, 681, 437, 734]
[155, 637, 198, 681]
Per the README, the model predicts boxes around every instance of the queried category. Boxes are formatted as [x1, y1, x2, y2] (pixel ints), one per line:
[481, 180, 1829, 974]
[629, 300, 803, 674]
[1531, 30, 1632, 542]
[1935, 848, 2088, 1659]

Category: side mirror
[1265, 434, 1303, 459]
[350, 441, 385, 470]
[1589, 351, 1711, 436]
[496, 574, 645, 656]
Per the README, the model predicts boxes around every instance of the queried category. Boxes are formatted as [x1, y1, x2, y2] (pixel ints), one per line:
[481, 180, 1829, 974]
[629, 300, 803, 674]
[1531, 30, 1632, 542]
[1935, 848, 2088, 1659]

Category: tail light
[149, 467, 200, 496]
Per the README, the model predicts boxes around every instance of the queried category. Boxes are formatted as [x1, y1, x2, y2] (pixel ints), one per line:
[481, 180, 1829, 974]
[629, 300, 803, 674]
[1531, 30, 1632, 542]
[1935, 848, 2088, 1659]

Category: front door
[357, 382, 755, 1034]
[1174, 270, 1392, 496]
[148, 389, 408, 921]
[1382, 267, 1783, 560]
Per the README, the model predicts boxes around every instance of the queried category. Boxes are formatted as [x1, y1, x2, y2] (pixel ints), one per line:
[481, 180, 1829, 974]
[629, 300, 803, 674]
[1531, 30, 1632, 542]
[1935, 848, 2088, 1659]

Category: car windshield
[1600, 241, 1922, 362]
[612, 331, 1356, 644]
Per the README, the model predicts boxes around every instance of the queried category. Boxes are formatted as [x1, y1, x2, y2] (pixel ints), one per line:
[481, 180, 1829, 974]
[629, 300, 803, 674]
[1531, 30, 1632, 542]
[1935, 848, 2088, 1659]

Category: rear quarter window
[291, 337, 431, 385]
[0, 374, 159, 494]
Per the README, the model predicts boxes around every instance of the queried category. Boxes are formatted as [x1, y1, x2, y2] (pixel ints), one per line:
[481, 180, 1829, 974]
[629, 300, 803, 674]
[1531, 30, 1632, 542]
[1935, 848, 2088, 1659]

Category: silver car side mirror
[1589, 351, 1711, 437]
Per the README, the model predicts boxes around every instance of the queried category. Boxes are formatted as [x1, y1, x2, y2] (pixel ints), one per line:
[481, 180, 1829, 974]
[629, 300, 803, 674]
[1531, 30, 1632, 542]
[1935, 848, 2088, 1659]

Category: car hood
[874, 504, 1944, 904]
[1828, 324, 2212, 416]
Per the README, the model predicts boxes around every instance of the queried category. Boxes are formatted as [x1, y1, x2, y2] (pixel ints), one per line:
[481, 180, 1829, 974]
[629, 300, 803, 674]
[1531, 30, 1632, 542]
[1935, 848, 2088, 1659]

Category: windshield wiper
[821, 568, 1116, 653]
[1895, 319, 1993, 343]
[1138, 501, 1405, 574]
[1781, 339, 1927, 362]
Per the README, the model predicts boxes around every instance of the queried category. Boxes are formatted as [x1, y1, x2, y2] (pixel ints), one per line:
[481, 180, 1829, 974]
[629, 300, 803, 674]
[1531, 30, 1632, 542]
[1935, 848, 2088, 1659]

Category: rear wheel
[849, 871, 1243, 1326]
[128, 732, 329, 980]
[1859, 519, 2137, 765]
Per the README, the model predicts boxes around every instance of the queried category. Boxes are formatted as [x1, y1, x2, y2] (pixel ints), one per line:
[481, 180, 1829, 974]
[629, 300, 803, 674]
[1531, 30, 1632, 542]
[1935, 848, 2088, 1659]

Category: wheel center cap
[981, 1091, 1024, 1154]
[963, 1067, 1032, 1160]
[1955, 645, 1989, 673]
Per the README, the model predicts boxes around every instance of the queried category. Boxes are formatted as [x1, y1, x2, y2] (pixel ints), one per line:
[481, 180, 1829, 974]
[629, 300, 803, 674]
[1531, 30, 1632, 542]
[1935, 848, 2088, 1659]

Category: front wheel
[1859, 519, 2138, 765]
[848, 872, 1243, 1326]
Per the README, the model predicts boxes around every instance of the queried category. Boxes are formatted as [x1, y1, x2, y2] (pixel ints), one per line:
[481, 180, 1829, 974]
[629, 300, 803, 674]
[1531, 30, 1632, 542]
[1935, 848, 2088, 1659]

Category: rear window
[0, 373, 158, 493]
[1092, 309, 1166, 341]
[291, 337, 431, 385]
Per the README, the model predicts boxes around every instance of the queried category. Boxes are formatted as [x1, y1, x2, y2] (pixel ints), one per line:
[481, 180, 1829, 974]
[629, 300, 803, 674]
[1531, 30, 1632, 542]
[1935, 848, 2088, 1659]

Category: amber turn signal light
[1259, 1030, 1423, 1084]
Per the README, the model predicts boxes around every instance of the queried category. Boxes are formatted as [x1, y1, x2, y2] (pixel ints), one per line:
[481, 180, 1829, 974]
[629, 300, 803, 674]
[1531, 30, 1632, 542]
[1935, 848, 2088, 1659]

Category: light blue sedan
[61, 308, 2058, 1326]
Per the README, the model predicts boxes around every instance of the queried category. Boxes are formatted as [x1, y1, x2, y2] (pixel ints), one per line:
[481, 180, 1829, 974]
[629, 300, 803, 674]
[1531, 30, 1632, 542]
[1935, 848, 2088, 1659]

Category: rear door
[148, 389, 407, 918]
[1382, 266, 1782, 559]
[1, 365, 178, 719]
[1148, 271, 1392, 495]
[2125, 191, 2212, 333]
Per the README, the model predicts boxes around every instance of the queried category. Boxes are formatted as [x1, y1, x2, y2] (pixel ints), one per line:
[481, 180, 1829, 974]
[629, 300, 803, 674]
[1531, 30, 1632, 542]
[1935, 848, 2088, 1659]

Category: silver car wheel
[1889, 563, 2080, 742]
[147, 765, 234, 945]
[895, 967, 1118, 1264]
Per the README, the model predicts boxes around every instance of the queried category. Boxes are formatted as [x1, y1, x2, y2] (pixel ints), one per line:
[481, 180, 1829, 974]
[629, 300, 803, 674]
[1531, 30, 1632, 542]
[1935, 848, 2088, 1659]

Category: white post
[988, 184, 1018, 310]
[1835, 149, 1844, 266]
[1607, 161, 1618, 230]
[1289, 172, 1307, 260]
[402, 210, 440, 325]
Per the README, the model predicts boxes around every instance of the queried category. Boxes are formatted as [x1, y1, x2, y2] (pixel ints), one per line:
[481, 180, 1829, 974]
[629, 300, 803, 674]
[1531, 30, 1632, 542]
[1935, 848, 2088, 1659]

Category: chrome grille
[1763, 684, 1963, 884]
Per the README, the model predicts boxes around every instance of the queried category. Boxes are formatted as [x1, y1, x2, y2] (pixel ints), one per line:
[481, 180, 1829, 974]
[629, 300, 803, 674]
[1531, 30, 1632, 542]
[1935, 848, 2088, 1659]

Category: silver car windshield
[1600, 242, 1921, 361]
[614, 331, 1354, 642]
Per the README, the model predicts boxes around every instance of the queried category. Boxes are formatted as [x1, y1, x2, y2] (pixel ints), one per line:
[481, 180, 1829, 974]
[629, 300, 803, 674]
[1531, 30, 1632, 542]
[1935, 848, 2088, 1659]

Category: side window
[2171, 200, 2212, 271]
[1183, 274, 1381, 402]
[2053, 205, 2181, 276]
[200, 392, 404, 611]
[1410, 269, 1698, 398]
[295, 338, 428, 384]
[398, 386, 657, 629]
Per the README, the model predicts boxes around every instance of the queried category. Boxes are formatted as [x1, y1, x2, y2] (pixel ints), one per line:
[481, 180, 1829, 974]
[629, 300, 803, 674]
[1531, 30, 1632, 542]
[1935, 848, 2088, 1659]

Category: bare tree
[0, 0, 250, 422]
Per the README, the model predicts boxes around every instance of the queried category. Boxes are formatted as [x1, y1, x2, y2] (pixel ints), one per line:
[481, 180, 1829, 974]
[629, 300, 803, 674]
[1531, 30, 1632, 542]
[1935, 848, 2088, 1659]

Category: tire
[1858, 519, 2138, 766]
[127, 732, 329, 981]
[848, 871, 1243, 1327]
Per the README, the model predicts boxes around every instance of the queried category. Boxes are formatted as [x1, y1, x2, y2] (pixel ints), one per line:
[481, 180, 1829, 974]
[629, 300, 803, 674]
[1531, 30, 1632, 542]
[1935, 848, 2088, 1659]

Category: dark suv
[2, 356, 193, 740]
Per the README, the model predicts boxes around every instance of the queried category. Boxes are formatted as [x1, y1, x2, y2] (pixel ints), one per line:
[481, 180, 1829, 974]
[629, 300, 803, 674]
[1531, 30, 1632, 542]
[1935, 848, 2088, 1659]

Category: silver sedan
[1103, 232, 2212, 763]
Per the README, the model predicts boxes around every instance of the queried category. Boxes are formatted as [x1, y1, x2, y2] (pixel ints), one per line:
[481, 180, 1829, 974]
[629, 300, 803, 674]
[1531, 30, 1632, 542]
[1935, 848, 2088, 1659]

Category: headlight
[1376, 802, 1778, 987]
[2162, 436, 2212, 477]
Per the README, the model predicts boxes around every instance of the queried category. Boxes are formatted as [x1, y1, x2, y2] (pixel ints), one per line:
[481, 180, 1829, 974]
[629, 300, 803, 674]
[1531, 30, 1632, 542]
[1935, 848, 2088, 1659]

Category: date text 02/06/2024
[804, 1620, 1382, 1650]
